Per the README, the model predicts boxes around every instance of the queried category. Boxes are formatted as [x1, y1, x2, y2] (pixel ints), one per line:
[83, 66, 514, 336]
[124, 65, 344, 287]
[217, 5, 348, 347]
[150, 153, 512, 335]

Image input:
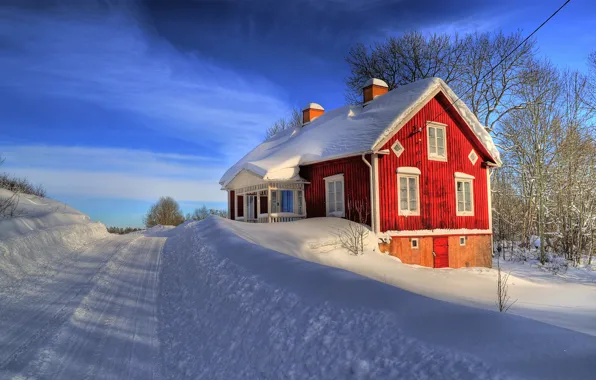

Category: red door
[433, 237, 449, 268]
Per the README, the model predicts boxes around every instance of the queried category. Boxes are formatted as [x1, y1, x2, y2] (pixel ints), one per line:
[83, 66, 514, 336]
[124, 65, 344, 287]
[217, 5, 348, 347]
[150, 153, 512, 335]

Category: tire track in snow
[0, 235, 138, 374]
[3, 235, 165, 380]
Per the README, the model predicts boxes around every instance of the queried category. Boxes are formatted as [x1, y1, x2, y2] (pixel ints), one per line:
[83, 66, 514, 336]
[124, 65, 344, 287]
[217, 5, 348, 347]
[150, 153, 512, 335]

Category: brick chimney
[302, 103, 324, 125]
[362, 78, 388, 104]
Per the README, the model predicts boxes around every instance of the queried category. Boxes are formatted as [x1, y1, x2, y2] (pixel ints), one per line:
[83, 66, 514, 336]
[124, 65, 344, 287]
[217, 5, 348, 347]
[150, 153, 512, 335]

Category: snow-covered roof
[220, 77, 501, 187]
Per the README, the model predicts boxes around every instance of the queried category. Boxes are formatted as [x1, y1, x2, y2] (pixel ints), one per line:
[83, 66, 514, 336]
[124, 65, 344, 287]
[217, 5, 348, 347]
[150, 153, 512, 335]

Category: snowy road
[0, 233, 164, 380]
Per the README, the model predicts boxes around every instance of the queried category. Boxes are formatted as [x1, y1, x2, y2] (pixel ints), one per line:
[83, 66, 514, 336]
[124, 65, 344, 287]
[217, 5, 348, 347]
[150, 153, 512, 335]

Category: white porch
[227, 171, 307, 223]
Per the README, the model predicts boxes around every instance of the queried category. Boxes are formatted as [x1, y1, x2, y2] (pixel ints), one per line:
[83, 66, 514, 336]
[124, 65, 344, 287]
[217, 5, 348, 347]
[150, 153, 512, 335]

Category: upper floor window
[427, 122, 447, 161]
[454, 172, 475, 216]
[324, 174, 345, 217]
[397, 167, 420, 216]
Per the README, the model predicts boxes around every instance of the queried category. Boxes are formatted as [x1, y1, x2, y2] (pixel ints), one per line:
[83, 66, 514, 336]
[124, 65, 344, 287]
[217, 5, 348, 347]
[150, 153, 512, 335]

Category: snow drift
[0, 189, 108, 287]
[158, 217, 596, 379]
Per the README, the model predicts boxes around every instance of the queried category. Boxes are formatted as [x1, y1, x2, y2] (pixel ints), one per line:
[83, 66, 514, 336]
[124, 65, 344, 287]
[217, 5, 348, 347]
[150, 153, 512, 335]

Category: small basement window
[411, 238, 419, 249]
[460, 236, 466, 246]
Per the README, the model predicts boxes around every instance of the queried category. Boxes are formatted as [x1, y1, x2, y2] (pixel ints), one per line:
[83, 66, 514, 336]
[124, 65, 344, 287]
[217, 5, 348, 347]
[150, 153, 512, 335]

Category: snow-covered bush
[540, 253, 569, 275]
[337, 200, 370, 255]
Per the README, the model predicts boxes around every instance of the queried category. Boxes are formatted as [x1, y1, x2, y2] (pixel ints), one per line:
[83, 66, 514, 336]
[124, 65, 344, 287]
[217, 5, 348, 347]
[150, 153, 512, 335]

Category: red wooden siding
[229, 190, 235, 219]
[378, 94, 490, 232]
[300, 155, 371, 225]
[237, 195, 244, 218]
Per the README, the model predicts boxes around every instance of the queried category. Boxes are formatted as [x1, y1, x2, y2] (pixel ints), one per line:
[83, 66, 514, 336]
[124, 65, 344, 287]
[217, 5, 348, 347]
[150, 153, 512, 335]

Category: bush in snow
[495, 258, 516, 313]
[0, 154, 46, 199]
[336, 200, 370, 256]
[540, 253, 569, 275]
[143, 196, 185, 228]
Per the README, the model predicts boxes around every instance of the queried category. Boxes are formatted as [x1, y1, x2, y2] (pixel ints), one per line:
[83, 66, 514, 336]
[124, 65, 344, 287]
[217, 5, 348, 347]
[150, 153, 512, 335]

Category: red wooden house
[220, 77, 501, 268]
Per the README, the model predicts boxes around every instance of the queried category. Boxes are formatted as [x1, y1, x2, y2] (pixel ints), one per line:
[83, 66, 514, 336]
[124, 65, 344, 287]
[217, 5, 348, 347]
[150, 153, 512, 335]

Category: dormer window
[427, 122, 447, 162]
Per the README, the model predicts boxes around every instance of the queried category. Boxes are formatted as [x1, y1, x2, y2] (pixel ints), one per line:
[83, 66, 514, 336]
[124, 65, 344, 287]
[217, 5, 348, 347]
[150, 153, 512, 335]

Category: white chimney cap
[363, 78, 388, 88]
[302, 103, 324, 111]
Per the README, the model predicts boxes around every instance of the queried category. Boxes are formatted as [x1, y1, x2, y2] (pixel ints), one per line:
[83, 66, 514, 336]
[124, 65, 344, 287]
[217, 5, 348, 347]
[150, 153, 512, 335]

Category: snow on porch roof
[220, 77, 501, 187]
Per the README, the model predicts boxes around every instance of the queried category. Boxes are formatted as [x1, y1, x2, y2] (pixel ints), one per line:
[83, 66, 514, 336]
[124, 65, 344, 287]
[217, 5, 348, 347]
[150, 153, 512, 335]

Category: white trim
[468, 150, 479, 165]
[397, 173, 420, 216]
[454, 172, 475, 180]
[459, 236, 467, 246]
[411, 238, 419, 249]
[386, 229, 492, 237]
[324, 173, 345, 218]
[391, 140, 405, 158]
[427, 122, 448, 162]
[487, 168, 494, 254]
[455, 178, 474, 216]
[362, 154, 375, 232]
[363, 78, 388, 88]
[373, 154, 381, 234]
[323, 173, 344, 182]
[227, 190, 231, 219]
[377, 149, 390, 155]
[397, 166, 421, 175]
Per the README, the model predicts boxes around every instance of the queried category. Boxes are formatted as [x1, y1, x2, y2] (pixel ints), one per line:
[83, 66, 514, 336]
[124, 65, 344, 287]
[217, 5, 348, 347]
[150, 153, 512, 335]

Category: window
[411, 238, 419, 249]
[271, 190, 295, 213]
[397, 172, 420, 216]
[460, 236, 466, 246]
[468, 150, 478, 165]
[324, 174, 345, 217]
[427, 122, 447, 161]
[455, 178, 474, 216]
[391, 140, 404, 157]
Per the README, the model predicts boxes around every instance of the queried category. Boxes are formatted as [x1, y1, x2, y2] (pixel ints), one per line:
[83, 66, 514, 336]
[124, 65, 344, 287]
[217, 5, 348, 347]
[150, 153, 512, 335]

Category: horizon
[2, 0, 594, 228]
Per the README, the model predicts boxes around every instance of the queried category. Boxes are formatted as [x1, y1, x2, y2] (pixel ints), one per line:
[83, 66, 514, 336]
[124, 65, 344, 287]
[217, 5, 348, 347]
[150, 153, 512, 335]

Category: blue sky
[1, 0, 594, 227]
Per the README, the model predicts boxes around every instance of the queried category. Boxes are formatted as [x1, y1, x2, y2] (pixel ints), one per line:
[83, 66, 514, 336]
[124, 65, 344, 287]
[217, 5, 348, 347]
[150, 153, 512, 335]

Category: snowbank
[209, 217, 596, 336]
[0, 189, 108, 286]
[159, 217, 596, 379]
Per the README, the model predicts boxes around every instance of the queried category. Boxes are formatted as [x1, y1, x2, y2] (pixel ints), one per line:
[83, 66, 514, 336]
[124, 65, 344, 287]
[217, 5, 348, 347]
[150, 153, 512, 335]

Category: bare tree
[336, 200, 370, 256]
[495, 257, 516, 312]
[143, 196, 185, 228]
[265, 107, 302, 140]
[344, 30, 535, 132]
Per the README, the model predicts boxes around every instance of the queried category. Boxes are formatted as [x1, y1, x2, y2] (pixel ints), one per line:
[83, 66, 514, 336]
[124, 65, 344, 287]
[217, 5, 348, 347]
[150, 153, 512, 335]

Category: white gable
[220, 78, 500, 188]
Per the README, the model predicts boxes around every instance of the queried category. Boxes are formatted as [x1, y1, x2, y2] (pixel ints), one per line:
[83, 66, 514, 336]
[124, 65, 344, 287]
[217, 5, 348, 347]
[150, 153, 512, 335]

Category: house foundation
[379, 234, 492, 268]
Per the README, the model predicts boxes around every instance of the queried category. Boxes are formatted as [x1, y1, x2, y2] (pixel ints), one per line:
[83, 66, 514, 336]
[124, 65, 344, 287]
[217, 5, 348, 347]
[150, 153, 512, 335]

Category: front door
[433, 237, 449, 268]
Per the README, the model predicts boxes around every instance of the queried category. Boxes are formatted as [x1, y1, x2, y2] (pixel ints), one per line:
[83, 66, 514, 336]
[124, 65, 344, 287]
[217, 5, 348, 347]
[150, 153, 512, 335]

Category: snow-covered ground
[160, 217, 596, 379]
[0, 190, 165, 379]
[217, 217, 596, 336]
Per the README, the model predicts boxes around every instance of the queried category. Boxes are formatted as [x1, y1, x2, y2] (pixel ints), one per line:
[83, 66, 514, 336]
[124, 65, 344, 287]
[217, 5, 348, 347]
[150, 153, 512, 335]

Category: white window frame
[397, 169, 420, 216]
[460, 236, 466, 246]
[324, 173, 345, 217]
[455, 174, 474, 216]
[427, 122, 447, 162]
[391, 139, 405, 158]
[411, 238, 419, 249]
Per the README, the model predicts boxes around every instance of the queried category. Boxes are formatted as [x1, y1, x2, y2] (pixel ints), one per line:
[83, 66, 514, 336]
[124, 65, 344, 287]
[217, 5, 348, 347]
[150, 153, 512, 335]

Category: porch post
[302, 186, 307, 217]
[243, 190, 248, 222]
[267, 184, 272, 223]
[257, 192, 261, 222]
[234, 191, 238, 220]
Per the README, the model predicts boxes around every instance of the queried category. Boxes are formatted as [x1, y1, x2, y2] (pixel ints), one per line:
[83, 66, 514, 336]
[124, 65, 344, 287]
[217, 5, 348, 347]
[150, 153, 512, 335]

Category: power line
[427, 0, 571, 127]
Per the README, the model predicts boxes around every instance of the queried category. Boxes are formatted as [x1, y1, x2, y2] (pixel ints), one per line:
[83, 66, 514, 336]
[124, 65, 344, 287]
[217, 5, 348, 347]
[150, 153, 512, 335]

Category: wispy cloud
[1, 145, 225, 202]
[0, 3, 289, 159]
